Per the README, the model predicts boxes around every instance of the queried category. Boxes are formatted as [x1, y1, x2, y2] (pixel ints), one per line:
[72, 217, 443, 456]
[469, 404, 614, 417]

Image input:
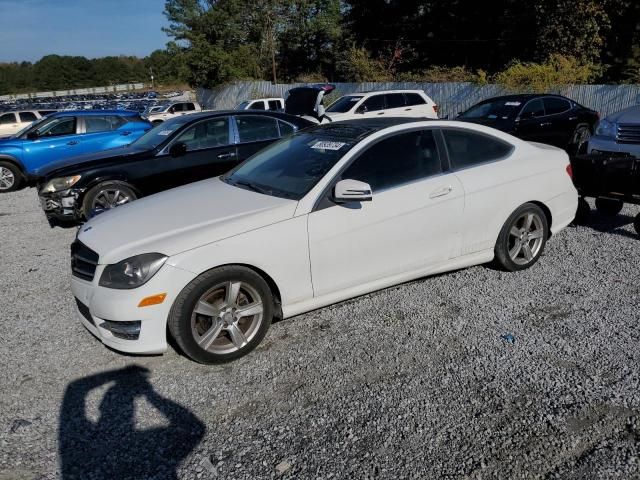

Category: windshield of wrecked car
[459, 99, 523, 120]
[130, 116, 192, 150]
[223, 132, 355, 200]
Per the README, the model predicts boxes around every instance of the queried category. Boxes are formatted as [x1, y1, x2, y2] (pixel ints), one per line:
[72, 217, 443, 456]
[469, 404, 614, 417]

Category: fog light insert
[99, 320, 141, 340]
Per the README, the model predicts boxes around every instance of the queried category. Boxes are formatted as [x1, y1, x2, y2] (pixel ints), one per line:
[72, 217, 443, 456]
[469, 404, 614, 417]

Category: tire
[494, 203, 549, 272]
[595, 198, 624, 216]
[569, 124, 591, 155]
[0, 161, 24, 192]
[81, 180, 137, 219]
[634, 214, 640, 237]
[168, 266, 274, 364]
[574, 197, 591, 224]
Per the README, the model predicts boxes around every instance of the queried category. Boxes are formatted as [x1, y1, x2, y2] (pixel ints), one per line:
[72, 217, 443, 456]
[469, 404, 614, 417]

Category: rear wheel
[0, 161, 24, 192]
[494, 203, 549, 272]
[595, 198, 623, 216]
[82, 181, 137, 219]
[634, 214, 640, 236]
[168, 266, 274, 364]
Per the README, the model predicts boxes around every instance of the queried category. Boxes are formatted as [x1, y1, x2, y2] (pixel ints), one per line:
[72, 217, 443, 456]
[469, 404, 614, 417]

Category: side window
[19, 112, 38, 123]
[443, 129, 513, 169]
[236, 115, 279, 142]
[278, 120, 295, 136]
[361, 95, 385, 112]
[171, 104, 184, 113]
[85, 116, 112, 133]
[543, 97, 571, 115]
[385, 93, 406, 109]
[520, 99, 545, 119]
[185, 103, 196, 111]
[174, 117, 230, 151]
[38, 117, 76, 137]
[404, 93, 427, 106]
[249, 101, 266, 110]
[341, 130, 441, 192]
[268, 100, 281, 111]
[0, 113, 16, 124]
[106, 115, 128, 130]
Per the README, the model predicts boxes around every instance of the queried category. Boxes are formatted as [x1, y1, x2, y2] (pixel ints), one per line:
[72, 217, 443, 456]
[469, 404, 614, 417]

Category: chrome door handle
[429, 186, 453, 199]
[217, 152, 236, 159]
[540, 122, 552, 127]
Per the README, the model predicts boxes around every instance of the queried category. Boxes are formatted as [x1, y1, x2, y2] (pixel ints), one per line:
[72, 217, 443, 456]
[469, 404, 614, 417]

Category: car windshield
[236, 101, 250, 109]
[130, 117, 192, 150]
[223, 132, 356, 200]
[326, 95, 363, 113]
[459, 99, 523, 120]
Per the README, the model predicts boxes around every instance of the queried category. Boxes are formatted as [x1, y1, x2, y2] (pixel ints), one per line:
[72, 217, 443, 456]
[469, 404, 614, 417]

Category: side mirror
[169, 142, 188, 157]
[27, 131, 39, 140]
[333, 179, 372, 203]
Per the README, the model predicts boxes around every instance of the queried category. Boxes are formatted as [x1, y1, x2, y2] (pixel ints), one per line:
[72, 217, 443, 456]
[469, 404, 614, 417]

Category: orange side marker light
[138, 293, 167, 308]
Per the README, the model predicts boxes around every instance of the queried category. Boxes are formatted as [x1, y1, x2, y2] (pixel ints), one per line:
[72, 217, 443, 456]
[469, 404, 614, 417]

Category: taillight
[566, 164, 573, 179]
[433, 105, 439, 114]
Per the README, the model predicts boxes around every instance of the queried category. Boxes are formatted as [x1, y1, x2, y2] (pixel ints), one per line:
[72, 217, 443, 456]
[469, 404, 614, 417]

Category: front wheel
[494, 203, 549, 272]
[570, 124, 591, 155]
[0, 161, 24, 192]
[82, 181, 137, 219]
[168, 266, 274, 364]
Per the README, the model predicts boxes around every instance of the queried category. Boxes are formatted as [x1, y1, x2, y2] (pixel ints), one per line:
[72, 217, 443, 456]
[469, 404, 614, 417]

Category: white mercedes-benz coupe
[70, 119, 578, 363]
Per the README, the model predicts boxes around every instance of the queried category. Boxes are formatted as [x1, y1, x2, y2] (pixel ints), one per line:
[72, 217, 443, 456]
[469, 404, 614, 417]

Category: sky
[0, 0, 169, 62]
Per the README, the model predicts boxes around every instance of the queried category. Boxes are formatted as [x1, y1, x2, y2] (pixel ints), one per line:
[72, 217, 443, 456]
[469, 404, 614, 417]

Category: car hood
[77, 177, 298, 265]
[606, 105, 640, 124]
[33, 145, 146, 178]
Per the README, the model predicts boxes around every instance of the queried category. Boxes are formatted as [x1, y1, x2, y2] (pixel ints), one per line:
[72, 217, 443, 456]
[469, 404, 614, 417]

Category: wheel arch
[0, 155, 26, 177]
[527, 200, 553, 238]
[82, 176, 143, 198]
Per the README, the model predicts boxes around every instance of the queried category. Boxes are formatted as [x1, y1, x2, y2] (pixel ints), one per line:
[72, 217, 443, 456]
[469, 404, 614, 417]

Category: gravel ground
[0, 188, 639, 480]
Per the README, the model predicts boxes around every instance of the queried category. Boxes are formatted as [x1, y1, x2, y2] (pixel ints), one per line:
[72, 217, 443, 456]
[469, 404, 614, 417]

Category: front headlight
[99, 253, 167, 289]
[595, 119, 616, 138]
[41, 175, 81, 193]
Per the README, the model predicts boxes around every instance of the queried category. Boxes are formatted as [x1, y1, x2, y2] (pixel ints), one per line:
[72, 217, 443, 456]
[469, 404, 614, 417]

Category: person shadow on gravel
[59, 365, 205, 479]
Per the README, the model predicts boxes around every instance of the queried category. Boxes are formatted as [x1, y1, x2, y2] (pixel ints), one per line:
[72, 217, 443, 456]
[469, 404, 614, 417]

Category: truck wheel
[0, 161, 24, 192]
[634, 214, 640, 236]
[595, 198, 623, 216]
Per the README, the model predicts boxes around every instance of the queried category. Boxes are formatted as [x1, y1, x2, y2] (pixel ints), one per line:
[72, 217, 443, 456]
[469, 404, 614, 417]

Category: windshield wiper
[233, 179, 270, 195]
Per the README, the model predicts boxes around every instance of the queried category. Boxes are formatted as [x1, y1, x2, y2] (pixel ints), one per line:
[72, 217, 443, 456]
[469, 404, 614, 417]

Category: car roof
[157, 109, 315, 127]
[477, 94, 571, 103]
[52, 110, 140, 117]
[358, 89, 425, 95]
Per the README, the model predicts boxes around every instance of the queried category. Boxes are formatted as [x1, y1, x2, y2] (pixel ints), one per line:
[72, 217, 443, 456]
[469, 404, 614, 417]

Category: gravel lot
[0, 187, 639, 480]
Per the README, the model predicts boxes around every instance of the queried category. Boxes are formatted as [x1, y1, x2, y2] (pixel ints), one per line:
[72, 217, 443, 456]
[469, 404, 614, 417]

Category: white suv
[0, 109, 56, 138]
[144, 101, 202, 125]
[325, 90, 439, 121]
[236, 98, 284, 111]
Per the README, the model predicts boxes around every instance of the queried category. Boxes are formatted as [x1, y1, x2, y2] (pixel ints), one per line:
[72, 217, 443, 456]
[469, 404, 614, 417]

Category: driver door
[307, 129, 464, 297]
[22, 117, 80, 171]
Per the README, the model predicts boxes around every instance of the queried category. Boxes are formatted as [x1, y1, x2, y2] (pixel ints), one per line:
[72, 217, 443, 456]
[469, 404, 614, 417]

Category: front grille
[70, 241, 99, 281]
[75, 298, 95, 325]
[616, 124, 640, 144]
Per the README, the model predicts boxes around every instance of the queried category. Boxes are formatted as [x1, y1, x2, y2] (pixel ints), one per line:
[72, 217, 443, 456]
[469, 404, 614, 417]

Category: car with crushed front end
[0, 111, 151, 192]
[38, 110, 313, 226]
[69, 118, 578, 364]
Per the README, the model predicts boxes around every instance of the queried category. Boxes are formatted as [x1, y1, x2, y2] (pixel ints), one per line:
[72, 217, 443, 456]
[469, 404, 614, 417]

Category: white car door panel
[308, 174, 464, 296]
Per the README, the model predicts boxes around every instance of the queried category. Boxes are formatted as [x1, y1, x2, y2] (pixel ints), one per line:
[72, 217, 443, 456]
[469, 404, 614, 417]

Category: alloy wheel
[91, 189, 132, 210]
[190, 281, 264, 355]
[507, 212, 545, 265]
[0, 166, 15, 191]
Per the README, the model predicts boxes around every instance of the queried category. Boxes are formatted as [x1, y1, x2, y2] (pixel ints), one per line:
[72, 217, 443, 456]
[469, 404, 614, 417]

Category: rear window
[249, 101, 266, 110]
[405, 93, 427, 106]
[268, 100, 281, 111]
[0, 113, 16, 124]
[19, 112, 38, 123]
[544, 97, 571, 115]
[443, 129, 513, 169]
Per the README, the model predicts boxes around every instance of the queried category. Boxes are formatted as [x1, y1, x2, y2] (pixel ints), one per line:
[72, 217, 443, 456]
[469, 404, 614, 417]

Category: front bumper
[70, 262, 196, 355]
[588, 135, 640, 158]
[38, 188, 84, 226]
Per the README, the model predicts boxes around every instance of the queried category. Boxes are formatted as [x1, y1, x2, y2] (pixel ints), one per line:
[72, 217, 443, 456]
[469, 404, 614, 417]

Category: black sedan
[457, 94, 599, 154]
[37, 110, 314, 226]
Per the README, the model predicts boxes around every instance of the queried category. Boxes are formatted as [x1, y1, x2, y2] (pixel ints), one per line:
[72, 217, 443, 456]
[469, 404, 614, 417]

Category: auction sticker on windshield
[311, 140, 347, 150]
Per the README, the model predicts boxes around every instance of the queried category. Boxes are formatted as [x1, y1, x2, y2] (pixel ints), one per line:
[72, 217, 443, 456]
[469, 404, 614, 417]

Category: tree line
[2, 0, 640, 95]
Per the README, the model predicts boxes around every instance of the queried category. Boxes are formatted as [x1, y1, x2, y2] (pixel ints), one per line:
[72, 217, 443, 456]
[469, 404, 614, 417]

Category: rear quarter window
[404, 93, 427, 106]
[443, 129, 514, 169]
[19, 112, 38, 122]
